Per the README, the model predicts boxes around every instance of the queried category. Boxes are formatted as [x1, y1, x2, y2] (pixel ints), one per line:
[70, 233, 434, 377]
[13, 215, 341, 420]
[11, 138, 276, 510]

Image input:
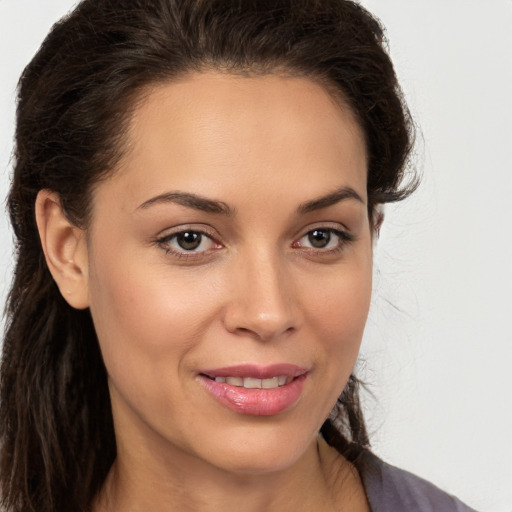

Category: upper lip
[200, 363, 309, 379]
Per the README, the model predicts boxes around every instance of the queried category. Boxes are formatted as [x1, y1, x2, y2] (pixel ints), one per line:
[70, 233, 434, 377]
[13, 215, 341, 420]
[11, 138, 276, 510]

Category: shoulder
[354, 450, 479, 512]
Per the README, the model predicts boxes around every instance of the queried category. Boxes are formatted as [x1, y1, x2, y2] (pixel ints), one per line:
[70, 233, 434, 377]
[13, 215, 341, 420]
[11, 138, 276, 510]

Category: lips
[198, 364, 308, 416]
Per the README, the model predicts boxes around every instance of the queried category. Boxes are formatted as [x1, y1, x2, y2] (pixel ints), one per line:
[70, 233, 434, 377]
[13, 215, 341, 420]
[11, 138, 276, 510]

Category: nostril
[230, 324, 295, 342]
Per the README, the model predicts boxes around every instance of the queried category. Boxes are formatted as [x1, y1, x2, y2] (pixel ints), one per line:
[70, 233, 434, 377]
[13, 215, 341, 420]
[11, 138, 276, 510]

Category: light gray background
[1, 1, 511, 511]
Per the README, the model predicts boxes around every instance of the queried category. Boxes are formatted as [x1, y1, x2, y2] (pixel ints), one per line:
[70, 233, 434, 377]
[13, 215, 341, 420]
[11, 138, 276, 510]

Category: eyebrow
[297, 186, 364, 214]
[137, 191, 234, 216]
[136, 185, 363, 216]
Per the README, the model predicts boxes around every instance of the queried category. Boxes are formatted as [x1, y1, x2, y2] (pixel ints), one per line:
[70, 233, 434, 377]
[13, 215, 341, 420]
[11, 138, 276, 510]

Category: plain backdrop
[1, 1, 511, 511]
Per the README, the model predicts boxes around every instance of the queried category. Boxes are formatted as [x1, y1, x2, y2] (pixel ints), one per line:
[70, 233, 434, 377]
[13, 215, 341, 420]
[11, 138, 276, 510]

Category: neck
[94, 434, 367, 512]
[93, 390, 369, 512]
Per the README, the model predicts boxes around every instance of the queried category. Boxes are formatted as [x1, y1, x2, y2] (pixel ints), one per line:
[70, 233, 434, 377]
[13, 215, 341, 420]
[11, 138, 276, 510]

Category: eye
[294, 227, 353, 252]
[305, 229, 336, 249]
[157, 229, 220, 255]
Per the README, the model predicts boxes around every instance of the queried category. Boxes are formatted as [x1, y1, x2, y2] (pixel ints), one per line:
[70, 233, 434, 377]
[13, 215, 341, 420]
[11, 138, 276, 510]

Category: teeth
[225, 377, 243, 386]
[261, 377, 279, 389]
[214, 375, 290, 389]
[243, 377, 261, 388]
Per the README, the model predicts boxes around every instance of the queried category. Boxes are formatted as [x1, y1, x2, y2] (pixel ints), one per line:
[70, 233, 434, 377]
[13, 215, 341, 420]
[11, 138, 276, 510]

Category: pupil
[177, 232, 201, 250]
[308, 229, 330, 248]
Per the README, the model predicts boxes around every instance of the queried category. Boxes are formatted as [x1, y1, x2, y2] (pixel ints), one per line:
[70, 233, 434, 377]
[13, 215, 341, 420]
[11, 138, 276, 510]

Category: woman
[0, 1, 478, 511]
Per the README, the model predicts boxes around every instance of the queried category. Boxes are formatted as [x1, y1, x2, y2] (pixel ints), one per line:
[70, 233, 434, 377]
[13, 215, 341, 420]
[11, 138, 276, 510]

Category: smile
[198, 364, 309, 416]
[211, 376, 292, 388]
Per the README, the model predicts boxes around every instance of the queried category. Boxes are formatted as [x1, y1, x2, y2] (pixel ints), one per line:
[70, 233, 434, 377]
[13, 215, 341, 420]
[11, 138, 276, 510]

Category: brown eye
[176, 232, 203, 251]
[158, 230, 219, 255]
[294, 227, 352, 253]
[307, 229, 331, 248]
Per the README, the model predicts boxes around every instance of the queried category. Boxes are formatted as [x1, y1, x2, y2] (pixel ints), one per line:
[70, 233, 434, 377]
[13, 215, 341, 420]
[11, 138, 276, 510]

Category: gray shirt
[356, 450, 479, 511]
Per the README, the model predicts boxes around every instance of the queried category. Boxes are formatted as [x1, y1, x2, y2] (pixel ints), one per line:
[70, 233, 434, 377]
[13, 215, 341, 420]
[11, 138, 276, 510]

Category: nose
[222, 249, 300, 341]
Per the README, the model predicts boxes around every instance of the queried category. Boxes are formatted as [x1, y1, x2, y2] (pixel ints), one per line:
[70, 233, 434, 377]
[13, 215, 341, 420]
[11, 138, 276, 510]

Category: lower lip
[199, 374, 307, 416]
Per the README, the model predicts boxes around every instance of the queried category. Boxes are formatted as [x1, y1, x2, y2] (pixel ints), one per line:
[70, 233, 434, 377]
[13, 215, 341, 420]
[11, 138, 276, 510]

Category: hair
[1, 1, 416, 510]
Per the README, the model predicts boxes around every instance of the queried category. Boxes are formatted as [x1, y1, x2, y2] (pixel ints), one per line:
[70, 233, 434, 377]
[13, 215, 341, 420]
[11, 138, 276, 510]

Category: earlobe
[35, 189, 90, 309]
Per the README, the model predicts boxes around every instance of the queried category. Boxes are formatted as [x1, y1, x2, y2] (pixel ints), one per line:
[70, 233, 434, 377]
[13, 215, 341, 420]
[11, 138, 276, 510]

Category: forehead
[97, 71, 368, 213]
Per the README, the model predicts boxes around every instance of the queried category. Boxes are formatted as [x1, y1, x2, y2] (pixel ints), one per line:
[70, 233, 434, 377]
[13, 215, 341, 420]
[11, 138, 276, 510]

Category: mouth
[198, 364, 309, 416]
[201, 375, 293, 389]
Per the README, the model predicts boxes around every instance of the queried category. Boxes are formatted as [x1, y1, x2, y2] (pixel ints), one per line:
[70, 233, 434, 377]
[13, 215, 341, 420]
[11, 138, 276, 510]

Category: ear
[372, 205, 385, 239]
[35, 189, 90, 309]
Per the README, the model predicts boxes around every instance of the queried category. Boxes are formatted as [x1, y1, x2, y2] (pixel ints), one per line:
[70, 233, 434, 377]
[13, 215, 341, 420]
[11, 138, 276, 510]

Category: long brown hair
[1, 1, 416, 510]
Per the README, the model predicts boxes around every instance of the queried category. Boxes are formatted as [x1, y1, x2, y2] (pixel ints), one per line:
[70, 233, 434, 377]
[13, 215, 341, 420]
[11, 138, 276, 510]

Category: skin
[36, 72, 373, 511]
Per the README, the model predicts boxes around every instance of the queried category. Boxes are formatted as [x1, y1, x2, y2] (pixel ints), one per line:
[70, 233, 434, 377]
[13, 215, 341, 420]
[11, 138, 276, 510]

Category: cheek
[86, 248, 223, 383]
[302, 253, 373, 385]
[86, 255, 230, 436]
[305, 256, 372, 339]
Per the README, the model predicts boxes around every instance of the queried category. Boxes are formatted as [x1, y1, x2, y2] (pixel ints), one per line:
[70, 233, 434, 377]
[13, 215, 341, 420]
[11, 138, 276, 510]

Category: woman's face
[83, 72, 372, 474]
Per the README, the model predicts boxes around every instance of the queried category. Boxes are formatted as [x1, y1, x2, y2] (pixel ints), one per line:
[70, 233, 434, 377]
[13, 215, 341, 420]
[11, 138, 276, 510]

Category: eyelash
[155, 228, 221, 260]
[155, 226, 354, 260]
[293, 227, 355, 256]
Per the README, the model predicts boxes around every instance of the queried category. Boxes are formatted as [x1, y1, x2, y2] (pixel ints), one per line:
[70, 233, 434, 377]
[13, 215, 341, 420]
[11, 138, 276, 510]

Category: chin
[184, 421, 319, 476]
